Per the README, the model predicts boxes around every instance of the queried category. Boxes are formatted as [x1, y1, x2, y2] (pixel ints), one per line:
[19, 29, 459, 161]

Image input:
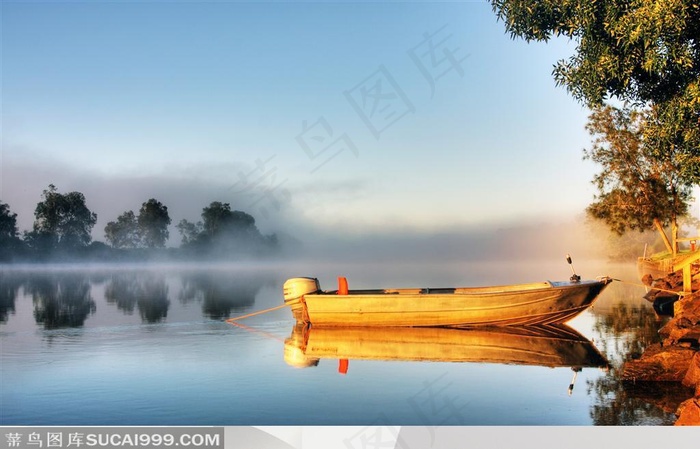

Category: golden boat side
[283, 277, 611, 327]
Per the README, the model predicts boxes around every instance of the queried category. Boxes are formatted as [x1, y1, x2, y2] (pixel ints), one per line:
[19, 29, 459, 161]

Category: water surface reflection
[284, 322, 610, 371]
[105, 273, 170, 323]
[28, 272, 96, 329]
[587, 279, 681, 425]
[178, 271, 272, 319]
[0, 271, 21, 323]
[0, 263, 689, 425]
[0, 267, 277, 327]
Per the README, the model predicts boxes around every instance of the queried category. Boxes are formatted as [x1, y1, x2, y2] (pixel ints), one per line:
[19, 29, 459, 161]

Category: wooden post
[684, 265, 693, 293]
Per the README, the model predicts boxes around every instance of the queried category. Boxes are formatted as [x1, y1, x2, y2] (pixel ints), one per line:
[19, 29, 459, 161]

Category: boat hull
[289, 278, 610, 327]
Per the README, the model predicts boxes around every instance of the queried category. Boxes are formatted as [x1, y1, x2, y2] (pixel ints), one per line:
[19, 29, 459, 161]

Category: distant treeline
[0, 184, 280, 262]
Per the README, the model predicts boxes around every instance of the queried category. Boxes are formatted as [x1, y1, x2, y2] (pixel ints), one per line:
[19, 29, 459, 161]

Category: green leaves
[492, 0, 700, 238]
[584, 105, 692, 234]
[492, 0, 700, 105]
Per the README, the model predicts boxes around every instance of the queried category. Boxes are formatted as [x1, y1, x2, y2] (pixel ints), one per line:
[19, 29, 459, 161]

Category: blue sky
[1, 1, 598, 243]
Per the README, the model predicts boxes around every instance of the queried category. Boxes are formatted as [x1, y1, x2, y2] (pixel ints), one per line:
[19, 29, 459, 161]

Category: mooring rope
[225, 298, 301, 323]
[226, 320, 285, 342]
[610, 277, 686, 297]
[225, 303, 289, 323]
[225, 300, 303, 341]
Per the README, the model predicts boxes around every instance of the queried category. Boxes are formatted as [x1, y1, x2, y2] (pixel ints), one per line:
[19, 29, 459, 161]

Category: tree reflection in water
[587, 283, 681, 425]
[178, 271, 272, 320]
[0, 271, 23, 323]
[104, 272, 170, 323]
[27, 272, 96, 329]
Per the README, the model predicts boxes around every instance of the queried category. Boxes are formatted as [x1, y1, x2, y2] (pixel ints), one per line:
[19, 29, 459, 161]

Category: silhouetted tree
[200, 202, 258, 242]
[200, 202, 237, 236]
[24, 185, 97, 254]
[104, 210, 140, 248]
[178, 201, 277, 257]
[0, 202, 24, 260]
[176, 219, 202, 246]
[0, 201, 19, 240]
[137, 199, 171, 248]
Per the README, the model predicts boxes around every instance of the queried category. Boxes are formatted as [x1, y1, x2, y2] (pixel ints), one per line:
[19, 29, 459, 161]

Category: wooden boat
[284, 322, 609, 370]
[282, 275, 612, 327]
[637, 256, 675, 280]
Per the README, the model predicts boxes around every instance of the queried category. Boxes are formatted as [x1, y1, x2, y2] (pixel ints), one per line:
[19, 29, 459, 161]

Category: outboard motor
[283, 277, 320, 322]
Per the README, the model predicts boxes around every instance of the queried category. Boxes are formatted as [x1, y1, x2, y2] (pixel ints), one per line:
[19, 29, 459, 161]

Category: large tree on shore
[491, 0, 700, 242]
[0, 201, 19, 242]
[26, 185, 97, 252]
[177, 201, 276, 256]
[200, 202, 256, 239]
[585, 105, 691, 252]
[104, 210, 140, 249]
[137, 199, 171, 249]
[104, 199, 171, 249]
[0, 201, 23, 259]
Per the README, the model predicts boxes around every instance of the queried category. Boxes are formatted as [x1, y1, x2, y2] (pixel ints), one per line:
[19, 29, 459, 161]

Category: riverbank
[621, 275, 700, 425]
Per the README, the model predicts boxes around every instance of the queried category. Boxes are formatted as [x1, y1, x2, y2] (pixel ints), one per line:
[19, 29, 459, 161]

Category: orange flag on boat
[338, 277, 349, 295]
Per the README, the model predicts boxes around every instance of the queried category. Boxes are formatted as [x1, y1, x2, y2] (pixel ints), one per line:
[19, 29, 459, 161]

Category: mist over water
[2, 156, 616, 262]
[1, 214, 616, 287]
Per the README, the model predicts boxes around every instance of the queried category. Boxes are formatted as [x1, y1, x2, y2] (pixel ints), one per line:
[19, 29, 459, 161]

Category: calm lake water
[0, 259, 686, 425]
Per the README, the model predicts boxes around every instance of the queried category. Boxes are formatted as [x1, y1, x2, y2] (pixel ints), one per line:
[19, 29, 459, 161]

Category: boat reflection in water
[284, 322, 609, 389]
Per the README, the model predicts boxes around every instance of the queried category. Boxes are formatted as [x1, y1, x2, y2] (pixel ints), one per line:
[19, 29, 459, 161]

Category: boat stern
[283, 277, 319, 322]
